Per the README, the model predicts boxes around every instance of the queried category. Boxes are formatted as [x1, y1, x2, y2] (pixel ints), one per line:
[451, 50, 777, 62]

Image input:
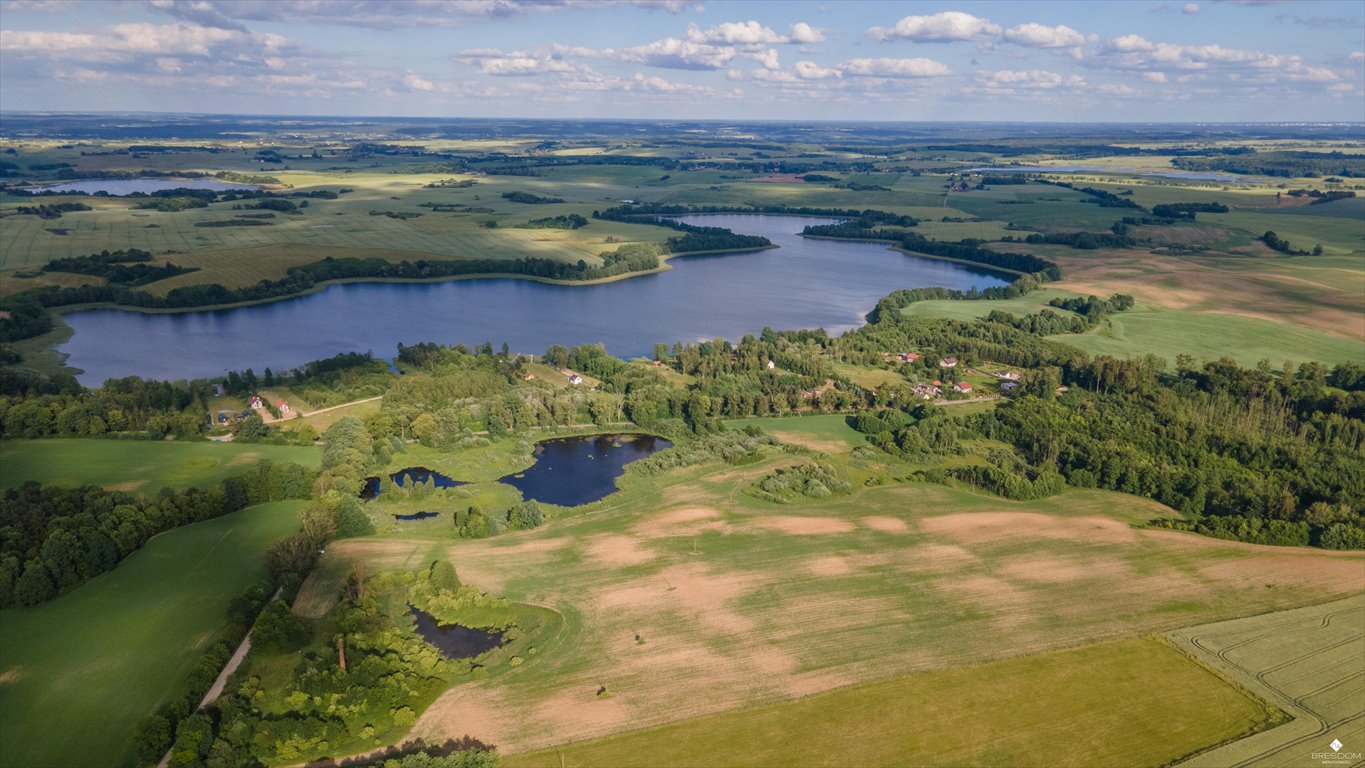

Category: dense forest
[0, 460, 314, 607]
[1173, 151, 1365, 178]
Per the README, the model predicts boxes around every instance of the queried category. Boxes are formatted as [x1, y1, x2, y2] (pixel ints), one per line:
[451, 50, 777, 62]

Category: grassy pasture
[1253, 196, 1365, 219]
[944, 185, 1134, 231]
[0, 439, 320, 492]
[1204, 209, 1365, 256]
[298, 396, 383, 431]
[295, 462, 1363, 758]
[898, 287, 1086, 322]
[721, 413, 865, 453]
[0, 501, 304, 768]
[1019, 243, 1365, 344]
[1171, 594, 1365, 768]
[504, 638, 1274, 768]
[1054, 307, 1364, 366]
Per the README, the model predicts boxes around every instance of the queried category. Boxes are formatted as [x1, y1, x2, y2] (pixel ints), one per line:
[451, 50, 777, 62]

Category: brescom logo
[1314, 737, 1362, 766]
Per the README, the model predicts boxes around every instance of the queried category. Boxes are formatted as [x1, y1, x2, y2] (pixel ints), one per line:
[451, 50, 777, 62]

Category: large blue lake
[58, 214, 1009, 384]
[24, 178, 261, 195]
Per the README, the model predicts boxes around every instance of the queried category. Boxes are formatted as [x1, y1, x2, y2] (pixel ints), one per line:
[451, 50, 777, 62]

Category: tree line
[0, 459, 315, 607]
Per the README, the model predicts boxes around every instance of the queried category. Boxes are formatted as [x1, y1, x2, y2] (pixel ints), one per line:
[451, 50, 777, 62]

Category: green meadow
[721, 413, 865, 452]
[1055, 307, 1364, 366]
[0, 501, 304, 768]
[0, 439, 320, 492]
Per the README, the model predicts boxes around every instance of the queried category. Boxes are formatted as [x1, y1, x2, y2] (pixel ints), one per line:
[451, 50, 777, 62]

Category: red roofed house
[954, 382, 973, 393]
[275, 400, 291, 415]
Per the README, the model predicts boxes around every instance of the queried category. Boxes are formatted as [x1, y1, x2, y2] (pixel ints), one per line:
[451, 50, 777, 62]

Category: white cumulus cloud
[867, 11, 1001, 43]
[620, 37, 735, 70]
[839, 57, 951, 78]
[793, 60, 840, 79]
[1003, 23, 1086, 49]
[403, 71, 434, 91]
[789, 22, 825, 44]
[686, 20, 785, 45]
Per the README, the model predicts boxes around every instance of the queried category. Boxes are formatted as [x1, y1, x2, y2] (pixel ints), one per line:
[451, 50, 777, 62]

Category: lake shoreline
[45, 244, 780, 318]
[53, 214, 1011, 383]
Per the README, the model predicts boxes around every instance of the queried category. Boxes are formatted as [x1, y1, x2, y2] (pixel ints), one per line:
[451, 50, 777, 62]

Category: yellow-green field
[506, 638, 1276, 768]
[1171, 594, 1365, 768]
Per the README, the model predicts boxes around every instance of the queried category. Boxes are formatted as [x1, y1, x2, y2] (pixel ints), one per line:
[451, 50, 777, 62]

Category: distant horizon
[2, 0, 1362, 122]
[2, 109, 1363, 127]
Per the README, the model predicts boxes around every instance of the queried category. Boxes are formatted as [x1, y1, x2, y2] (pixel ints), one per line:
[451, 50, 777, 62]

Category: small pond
[499, 433, 672, 507]
[409, 605, 504, 660]
[361, 466, 466, 499]
[23, 178, 262, 195]
[393, 511, 442, 521]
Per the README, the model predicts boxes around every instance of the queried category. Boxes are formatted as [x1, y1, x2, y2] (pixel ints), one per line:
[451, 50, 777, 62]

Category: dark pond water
[361, 466, 466, 500]
[394, 511, 442, 521]
[408, 605, 504, 659]
[499, 433, 671, 507]
[24, 178, 261, 195]
[59, 214, 1010, 384]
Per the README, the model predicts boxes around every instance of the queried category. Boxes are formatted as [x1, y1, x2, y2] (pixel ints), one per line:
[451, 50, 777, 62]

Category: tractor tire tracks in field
[1170, 595, 1365, 768]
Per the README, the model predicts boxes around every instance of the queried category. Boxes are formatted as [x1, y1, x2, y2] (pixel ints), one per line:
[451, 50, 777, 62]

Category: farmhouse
[567, 374, 583, 386]
[275, 401, 291, 415]
[995, 371, 1021, 381]
[1000, 380, 1020, 392]
[954, 382, 974, 393]
[939, 357, 958, 368]
[899, 353, 922, 363]
[249, 395, 263, 409]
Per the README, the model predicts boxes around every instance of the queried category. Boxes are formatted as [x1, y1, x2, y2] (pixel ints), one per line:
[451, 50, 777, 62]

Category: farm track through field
[1171, 595, 1365, 768]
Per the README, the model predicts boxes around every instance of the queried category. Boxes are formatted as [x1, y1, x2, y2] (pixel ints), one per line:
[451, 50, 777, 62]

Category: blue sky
[1, 0, 1362, 121]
